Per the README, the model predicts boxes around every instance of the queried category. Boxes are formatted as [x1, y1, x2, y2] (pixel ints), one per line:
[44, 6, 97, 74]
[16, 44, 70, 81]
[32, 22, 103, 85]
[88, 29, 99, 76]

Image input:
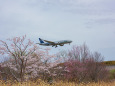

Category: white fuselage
[37, 38, 72, 47]
[39, 40, 72, 47]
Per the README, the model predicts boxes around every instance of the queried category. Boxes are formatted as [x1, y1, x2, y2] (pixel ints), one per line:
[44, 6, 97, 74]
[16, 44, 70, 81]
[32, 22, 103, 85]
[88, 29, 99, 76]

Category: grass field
[0, 80, 115, 86]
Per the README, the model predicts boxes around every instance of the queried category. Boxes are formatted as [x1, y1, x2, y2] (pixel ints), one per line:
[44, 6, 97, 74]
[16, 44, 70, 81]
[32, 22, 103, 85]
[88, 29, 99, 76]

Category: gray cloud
[0, 0, 115, 61]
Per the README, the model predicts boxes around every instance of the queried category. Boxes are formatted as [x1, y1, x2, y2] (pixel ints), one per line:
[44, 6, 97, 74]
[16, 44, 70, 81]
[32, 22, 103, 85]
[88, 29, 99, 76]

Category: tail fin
[39, 38, 44, 43]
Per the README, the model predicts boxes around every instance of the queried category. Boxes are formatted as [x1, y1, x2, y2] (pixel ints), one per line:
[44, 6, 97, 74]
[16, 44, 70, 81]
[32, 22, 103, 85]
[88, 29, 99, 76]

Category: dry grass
[0, 79, 115, 86]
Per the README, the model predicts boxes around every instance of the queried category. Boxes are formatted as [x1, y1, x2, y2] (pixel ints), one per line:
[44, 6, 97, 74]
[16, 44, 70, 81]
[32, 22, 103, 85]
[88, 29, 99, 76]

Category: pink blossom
[0, 35, 61, 81]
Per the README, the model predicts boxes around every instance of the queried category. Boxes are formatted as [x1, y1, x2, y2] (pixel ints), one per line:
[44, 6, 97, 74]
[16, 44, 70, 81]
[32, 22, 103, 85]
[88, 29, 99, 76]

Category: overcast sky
[0, 0, 115, 61]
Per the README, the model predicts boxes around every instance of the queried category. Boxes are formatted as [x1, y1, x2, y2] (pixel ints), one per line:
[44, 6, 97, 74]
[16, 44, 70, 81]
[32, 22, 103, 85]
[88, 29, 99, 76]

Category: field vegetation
[103, 61, 115, 65]
[0, 80, 115, 86]
[0, 35, 115, 86]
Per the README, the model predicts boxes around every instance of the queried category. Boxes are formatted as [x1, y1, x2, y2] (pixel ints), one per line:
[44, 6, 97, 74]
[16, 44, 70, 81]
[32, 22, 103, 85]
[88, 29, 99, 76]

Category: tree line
[0, 35, 109, 83]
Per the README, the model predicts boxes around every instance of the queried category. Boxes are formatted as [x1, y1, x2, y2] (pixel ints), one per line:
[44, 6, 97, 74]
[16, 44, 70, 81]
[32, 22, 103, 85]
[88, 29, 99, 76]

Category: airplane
[36, 38, 72, 48]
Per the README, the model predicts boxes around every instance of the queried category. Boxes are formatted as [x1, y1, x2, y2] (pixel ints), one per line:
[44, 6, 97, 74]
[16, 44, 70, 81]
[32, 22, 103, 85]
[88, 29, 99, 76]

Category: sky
[0, 0, 115, 61]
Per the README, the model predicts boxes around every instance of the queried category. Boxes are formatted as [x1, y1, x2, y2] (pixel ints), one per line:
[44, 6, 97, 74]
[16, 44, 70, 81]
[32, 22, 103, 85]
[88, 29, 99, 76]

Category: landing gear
[55, 45, 58, 48]
[52, 45, 57, 48]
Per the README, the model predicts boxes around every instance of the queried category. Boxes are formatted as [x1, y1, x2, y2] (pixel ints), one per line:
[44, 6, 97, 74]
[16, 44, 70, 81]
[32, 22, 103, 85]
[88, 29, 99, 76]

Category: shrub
[109, 69, 115, 79]
[64, 59, 87, 82]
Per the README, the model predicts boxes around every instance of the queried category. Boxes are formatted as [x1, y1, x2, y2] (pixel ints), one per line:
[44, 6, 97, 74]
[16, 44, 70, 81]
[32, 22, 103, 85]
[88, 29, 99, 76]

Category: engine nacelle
[60, 44, 64, 46]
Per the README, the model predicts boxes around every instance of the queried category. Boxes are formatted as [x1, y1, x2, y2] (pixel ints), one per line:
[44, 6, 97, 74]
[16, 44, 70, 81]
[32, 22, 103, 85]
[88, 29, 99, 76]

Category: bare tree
[60, 44, 108, 82]
[56, 50, 68, 62]
[85, 52, 107, 82]
[68, 43, 90, 62]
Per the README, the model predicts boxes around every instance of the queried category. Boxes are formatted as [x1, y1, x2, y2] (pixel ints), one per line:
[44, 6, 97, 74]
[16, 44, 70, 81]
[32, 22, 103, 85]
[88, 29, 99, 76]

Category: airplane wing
[43, 40, 55, 44]
[36, 43, 40, 44]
